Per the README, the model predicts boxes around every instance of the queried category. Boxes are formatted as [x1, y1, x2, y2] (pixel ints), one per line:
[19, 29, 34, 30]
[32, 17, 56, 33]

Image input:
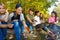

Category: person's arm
[26, 15, 33, 24]
[0, 24, 8, 28]
[9, 13, 14, 22]
[22, 20, 27, 27]
[48, 17, 54, 24]
[20, 14, 28, 27]
[0, 12, 9, 22]
[0, 24, 13, 28]
[54, 17, 59, 24]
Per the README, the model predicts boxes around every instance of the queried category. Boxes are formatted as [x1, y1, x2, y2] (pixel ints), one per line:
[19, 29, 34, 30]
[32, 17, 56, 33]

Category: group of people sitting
[0, 2, 60, 40]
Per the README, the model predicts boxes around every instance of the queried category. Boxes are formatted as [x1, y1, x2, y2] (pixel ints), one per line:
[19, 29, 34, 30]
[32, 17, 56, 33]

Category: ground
[6, 29, 48, 40]
[6, 25, 60, 40]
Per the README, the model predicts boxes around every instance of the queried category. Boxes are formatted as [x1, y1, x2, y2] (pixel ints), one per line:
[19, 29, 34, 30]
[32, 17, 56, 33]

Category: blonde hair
[0, 3, 6, 14]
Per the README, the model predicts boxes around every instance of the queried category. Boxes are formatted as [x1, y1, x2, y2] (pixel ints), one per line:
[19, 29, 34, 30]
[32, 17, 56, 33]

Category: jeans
[13, 20, 22, 40]
[44, 27, 49, 31]
[18, 20, 24, 34]
[0, 22, 7, 40]
[26, 22, 34, 32]
[0, 28, 5, 40]
[49, 24, 60, 35]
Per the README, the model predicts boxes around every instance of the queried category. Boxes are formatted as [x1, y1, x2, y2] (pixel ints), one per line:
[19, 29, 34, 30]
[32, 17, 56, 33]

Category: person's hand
[24, 24, 28, 28]
[31, 22, 34, 24]
[7, 24, 14, 28]
[42, 20, 45, 23]
[31, 22, 35, 26]
[24, 24, 30, 32]
[4, 18, 8, 22]
[54, 22, 58, 25]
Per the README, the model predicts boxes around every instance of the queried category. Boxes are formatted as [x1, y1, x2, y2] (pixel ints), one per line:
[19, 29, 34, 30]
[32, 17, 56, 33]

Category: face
[0, 5, 6, 14]
[40, 13, 43, 17]
[29, 10, 34, 15]
[37, 12, 40, 16]
[51, 13, 55, 17]
[15, 7, 22, 15]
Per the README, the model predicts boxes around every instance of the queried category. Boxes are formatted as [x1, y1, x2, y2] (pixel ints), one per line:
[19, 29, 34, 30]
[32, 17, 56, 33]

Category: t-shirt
[33, 16, 42, 26]
[0, 13, 8, 24]
[49, 16, 58, 23]
[26, 14, 34, 21]
[9, 12, 25, 22]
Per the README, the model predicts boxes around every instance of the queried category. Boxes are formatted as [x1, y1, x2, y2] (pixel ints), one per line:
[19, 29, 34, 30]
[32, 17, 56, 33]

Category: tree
[0, 0, 56, 20]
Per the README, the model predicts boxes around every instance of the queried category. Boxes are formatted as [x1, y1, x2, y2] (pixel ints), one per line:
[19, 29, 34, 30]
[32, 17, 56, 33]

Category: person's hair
[29, 8, 34, 12]
[51, 11, 57, 22]
[35, 11, 39, 15]
[40, 13, 43, 20]
[0, 2, 5, 7]
[15, 3, 22, 9]
[0, 3, 6, 14]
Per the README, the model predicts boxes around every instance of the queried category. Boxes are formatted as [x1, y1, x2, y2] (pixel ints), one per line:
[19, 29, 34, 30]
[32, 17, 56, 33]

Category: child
[9, 3, 28, 40]
[0, 3, 13, 40]
[48, 11, 60, 35]
[26, 8, 34, 34]
[33, 11, 54, 35]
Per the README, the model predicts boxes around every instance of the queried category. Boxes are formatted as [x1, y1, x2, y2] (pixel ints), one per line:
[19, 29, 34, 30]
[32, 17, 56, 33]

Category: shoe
[29, 31, 34, 34]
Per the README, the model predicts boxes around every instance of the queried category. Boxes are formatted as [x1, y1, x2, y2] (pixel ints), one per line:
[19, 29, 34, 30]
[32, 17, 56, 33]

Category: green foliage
[0, 0, 56, 20]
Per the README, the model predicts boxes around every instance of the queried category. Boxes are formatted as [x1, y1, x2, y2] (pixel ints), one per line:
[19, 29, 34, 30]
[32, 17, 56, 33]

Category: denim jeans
[44, 27, 49, 31]
[18, 20, 24, 34]
[0, 28, 5, 40]
[0, 22, 7, 40]
[49, 24, 60, 35]
[13, 20, 22, 40]
[26, 22, 34, 32]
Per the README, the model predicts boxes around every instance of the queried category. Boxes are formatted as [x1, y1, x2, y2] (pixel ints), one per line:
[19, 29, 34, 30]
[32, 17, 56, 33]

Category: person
[33, 11, 54, 35]
[48, 11, 60, 35]
[26, 8, 34, 34]
[0, 3, 13, 40]
[9, 3, 28, 40]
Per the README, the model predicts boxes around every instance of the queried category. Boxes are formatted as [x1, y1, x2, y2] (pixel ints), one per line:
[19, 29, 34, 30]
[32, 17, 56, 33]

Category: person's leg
[0, 28, 4, 40]
[2, 28, 7, 39]
[48, 24, 54, 32]
[26, 22, 30, 32]
[1, 22, 7, 39]
[18, 20, 24, 34]
[29, 24, 34, 33]
[26, 22, 34, 33]
[49, 24, 53, 29]
[53, 24, 60, 35]
[31, 24, 34, 31]
[21, 25, 24, 34]
[56, 25, 60, 32]
[19, 21, 28, 38]
[13, 20, 22, 40]
[43, 27, 49, 31]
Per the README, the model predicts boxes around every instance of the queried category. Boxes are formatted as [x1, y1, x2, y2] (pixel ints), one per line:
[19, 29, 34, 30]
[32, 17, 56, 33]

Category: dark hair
[35, 11, 39, 15]
[15, 3, 22, 9]
[40, 13, 43, 20]
[52, 11, 57, 22]
[29, 8, 34, 12]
